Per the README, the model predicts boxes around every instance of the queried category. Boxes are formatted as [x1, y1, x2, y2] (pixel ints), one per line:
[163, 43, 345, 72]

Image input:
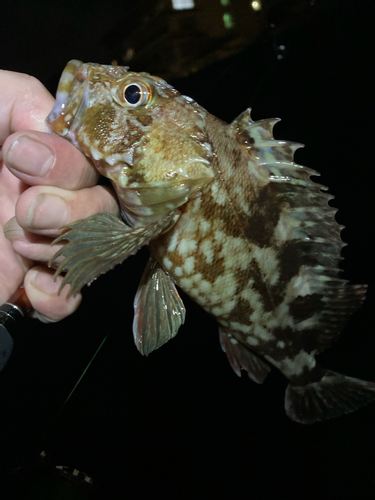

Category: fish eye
[119, 81, 152, 107]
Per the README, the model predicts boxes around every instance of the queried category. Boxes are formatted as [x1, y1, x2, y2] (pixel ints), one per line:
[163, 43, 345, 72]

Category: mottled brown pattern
[47, 62, 369, 410]
[198, 186, 245, 239]
[218, 297, 254, 326]
[289, 294, 323, 321]
[277, 242, 311, 284]
[236, 131, 255, 147]
[83, 106, 117, 147]
[247, 260, 275, 312]
[135, 112, 153, 127]
[128, 172, 146, 183]
[244, 184, 282, 247]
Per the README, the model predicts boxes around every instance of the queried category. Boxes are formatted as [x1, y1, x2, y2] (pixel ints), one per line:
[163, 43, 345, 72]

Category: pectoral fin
[133, 256, 186, 356]
[49, 211, 179, 297]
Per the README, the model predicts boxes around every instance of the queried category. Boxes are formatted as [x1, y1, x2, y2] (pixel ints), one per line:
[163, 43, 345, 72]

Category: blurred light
[276, 44, 286, 60]
[223, 12, 235, 29]
[251, 0, 262, 11]
[124, 48, 135, 62]
[220, 0, 231, 5]
[172, 0, 195, 10]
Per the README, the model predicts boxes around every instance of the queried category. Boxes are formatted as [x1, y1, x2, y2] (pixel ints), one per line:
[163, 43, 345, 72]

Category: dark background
[1, 0, 375, 498]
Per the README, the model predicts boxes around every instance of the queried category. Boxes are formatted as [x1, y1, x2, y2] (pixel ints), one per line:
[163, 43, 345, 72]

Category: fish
[47, 59, 374, 424]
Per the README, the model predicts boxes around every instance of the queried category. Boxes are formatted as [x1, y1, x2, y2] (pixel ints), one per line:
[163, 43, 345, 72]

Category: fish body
[47, 60, 374, 423]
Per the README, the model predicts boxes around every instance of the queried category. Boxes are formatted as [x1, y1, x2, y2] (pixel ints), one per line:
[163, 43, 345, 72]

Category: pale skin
[0, 70, 119, 322]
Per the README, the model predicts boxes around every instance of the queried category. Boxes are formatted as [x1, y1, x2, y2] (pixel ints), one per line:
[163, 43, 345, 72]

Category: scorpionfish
[47, 60, 374, 424]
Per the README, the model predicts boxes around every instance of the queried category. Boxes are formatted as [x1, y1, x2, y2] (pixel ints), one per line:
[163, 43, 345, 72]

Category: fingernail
[3, 217, 24, 242]
[31, 267, 62, 294]
[26, 193, 68, 230]
[6, 135, 55, 177]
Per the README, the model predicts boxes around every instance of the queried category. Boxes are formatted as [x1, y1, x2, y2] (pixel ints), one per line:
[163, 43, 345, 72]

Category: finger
[0, 224, 32, 303]
[0, 71, 54, 144]
[15, 184, 120, 236]
[4, 183, 119, 263]
[2, 130, 99, 190]
[24, 265, 82, 323]
[2, 217, 64, 263]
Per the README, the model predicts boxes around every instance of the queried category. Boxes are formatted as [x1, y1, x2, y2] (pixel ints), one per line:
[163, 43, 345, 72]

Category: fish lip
[46, 60, 88, 138]
[47, 60, 84, 123]
[65, 82, 89, 145]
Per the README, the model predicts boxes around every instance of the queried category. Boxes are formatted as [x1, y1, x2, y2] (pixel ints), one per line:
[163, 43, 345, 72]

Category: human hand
[0, 70, 119, 322]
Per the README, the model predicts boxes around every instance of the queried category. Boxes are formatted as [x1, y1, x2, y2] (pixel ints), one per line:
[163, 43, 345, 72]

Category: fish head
[47, 60, 215, 225]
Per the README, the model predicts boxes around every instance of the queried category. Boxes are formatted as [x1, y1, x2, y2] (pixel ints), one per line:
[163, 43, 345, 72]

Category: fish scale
[47, 60, 373, 424]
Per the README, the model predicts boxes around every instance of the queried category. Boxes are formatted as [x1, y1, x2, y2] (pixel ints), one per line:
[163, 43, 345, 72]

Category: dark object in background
[0, 289, 31, 372]
[2, 451, 98, 500]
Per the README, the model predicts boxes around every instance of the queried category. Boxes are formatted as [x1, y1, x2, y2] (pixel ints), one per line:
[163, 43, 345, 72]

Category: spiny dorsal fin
[232, 108, 281, 140]
[232, 109, 304, 163]
[232, 110, 367, 352]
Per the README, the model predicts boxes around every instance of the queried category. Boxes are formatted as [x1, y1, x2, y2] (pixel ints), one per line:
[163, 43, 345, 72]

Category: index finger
[0, 70, 54, 143]
[0, 70, 99, 189]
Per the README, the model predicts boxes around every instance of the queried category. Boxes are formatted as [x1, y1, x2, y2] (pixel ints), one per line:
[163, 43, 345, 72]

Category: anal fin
[219, 329, 271, 384]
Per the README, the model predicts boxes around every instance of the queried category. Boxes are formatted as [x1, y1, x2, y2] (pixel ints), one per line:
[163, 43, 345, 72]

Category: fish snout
[46, 60, 89, 139]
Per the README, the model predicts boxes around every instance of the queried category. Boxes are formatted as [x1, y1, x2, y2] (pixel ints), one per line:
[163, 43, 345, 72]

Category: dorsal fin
[230, 110, 367, 352]
[232, 108, 304, 164]
[232, 108, 281, 142]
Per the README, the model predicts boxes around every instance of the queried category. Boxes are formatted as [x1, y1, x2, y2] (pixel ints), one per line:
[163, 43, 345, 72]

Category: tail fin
[285, 371, 375, 424]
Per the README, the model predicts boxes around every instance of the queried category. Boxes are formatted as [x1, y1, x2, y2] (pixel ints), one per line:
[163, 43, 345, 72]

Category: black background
[1, 0, 375, 498]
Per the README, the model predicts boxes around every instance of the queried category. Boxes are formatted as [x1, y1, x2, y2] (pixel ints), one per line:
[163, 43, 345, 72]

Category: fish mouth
[46, 60, 89, 143]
